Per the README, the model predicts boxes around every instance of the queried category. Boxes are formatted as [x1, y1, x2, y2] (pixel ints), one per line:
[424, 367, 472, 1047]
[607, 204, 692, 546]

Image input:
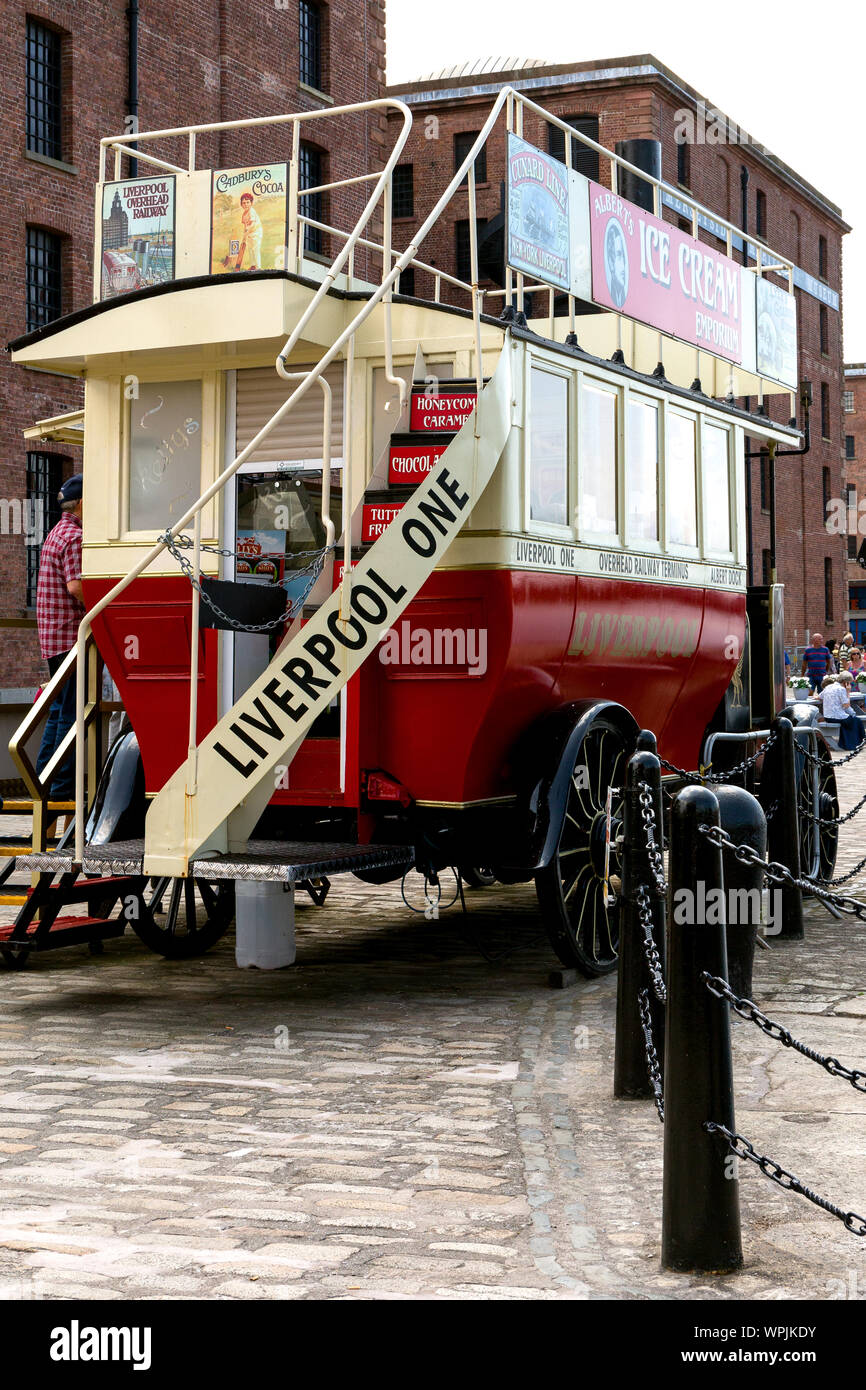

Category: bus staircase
[3, 353, 511, 966]
[0, 639, 129, 965]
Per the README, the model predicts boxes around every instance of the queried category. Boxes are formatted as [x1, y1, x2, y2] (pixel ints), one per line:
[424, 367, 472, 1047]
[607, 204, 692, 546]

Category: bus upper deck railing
[64, 87, 800, 864]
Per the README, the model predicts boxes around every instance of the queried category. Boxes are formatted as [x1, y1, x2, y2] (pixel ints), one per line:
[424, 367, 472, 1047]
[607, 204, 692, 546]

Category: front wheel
[131, 877, 235, 958]
[535, 713, 632, 975]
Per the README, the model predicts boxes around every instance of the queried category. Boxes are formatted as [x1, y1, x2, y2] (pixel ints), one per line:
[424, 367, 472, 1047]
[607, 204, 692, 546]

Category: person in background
[822, 672, 864, 750]
[35, 474, 85, 800]
[802, 632, 835, 693]
[839, 631, 856, 662]
[849, 646, 865, 678]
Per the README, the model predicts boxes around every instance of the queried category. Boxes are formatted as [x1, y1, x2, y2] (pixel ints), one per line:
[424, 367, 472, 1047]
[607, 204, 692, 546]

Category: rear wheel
[460, 866, 497, 889]
[535, 714, 631, 975]
[796, 738, 839, 881]
[131, 877, 235, 958]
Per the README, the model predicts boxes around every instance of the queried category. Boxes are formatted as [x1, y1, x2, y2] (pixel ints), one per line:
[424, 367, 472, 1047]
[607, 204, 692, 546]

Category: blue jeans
[35, 651, 76, 799]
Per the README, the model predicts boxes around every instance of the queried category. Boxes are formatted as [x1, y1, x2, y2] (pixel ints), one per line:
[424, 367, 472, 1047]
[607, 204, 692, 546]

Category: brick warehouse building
[842, 365, 866, 644]
[386, 56, 850, 651]
[0, 0, 386, 708]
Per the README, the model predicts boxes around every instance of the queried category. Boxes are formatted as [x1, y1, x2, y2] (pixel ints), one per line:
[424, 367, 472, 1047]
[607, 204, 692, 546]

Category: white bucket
[234, 880, 296, 969]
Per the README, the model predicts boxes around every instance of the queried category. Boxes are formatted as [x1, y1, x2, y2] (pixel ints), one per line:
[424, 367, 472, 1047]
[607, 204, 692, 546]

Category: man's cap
[58, 474, 83, 503]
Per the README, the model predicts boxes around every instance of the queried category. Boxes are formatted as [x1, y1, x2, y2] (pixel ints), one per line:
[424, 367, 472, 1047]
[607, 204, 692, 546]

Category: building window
[821, 382, 831, 440]
[299, 0, 323, 91]
[397, 264, 415, 296]
[844, 390, 855, 413]
[825, 556, 833, 622]
[392, 164, 414, 219]
[762, 548, 772, 586]
[454, 133, 486, 185]
[677, 137, 690, 188]
[760, 452, 771, 512]
[26, 19, 62, 161]
[823, 467, 831, 514]
[25, 453, 63, 608]
[850, 534, 859, 560]
[26, 226, 63, 332]
[755, 189, 767, 238]
[299, 142, 324, 254]
[819, 235, 828, 280]
[846, 434, 856, 460]
[820, 305, 829, 355]
[455, 218, 487, 284]
[548, 115, 600, 181]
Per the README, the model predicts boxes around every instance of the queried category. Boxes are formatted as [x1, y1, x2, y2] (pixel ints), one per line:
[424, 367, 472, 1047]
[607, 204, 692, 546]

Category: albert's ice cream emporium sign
[589, 183, 742, 363]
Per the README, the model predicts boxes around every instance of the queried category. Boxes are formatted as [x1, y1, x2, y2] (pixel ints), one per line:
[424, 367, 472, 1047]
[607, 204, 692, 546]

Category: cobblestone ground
[0, 759, 865, 1301]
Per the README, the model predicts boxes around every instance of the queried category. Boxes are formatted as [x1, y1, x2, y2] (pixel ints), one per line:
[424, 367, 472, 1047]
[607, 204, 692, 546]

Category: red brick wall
[386, 67, 848, 649]
[843, 371, 866, 634]
[0, 0, 385, 690]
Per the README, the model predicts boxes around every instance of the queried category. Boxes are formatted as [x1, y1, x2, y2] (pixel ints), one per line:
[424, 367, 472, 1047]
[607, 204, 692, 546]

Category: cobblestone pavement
[0, 757, 865, 1301]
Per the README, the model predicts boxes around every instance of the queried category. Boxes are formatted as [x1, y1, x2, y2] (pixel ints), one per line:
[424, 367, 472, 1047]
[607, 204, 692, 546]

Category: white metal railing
[68, 85, 799, 865]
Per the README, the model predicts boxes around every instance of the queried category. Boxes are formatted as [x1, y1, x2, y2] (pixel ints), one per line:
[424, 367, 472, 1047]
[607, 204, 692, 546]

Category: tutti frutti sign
[588, 182, 744, 364]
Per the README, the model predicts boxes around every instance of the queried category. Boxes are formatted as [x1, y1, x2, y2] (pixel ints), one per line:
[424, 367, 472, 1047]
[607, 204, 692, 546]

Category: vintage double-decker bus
[3, 87, 828, 974]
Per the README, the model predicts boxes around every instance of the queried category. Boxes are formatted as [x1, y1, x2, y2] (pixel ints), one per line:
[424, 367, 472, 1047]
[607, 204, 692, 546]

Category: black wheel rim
[145, 876, 234, 945]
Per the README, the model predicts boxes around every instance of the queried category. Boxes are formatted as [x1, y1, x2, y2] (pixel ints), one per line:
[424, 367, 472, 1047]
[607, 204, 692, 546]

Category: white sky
[387, 0, 864, 360]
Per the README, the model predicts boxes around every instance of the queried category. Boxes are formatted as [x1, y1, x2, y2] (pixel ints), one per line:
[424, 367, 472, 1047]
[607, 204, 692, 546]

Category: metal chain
[704, 1123, 866, 1237]
[635, 884, 667, 1003]
[826, 850, 866, 886]
[638, 987, 664, 1123]
[698, 821, 866, 923]
[702, 973, 866, 1096]
[800, 736, 866, 769]
[657, 727, 777, 784]
[160, 530, 332, 633]
[637, 783, 667, 895]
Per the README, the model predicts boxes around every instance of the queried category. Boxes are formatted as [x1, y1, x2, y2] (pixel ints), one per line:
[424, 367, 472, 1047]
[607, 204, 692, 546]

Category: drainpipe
[127, 0, 139, 178]
[740, 164, 752, 583]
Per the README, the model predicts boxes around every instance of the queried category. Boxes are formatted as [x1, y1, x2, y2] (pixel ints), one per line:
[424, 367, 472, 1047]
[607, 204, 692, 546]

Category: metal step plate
[24, 839, 414, 883]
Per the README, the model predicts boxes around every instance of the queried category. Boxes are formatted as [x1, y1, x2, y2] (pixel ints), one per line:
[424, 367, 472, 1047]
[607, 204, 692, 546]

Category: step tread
[0, 915, 122, 942]
[27, 838, 415, 883]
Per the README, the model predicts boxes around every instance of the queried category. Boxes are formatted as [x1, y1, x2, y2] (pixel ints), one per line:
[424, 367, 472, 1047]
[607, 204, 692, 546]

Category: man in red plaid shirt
[35, 473, 85, 799]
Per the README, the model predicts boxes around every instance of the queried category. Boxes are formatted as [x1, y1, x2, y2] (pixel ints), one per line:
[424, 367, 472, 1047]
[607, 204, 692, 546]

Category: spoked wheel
[131, 877, 235, 959]
[796, 738, 839, 882]
[460, 866, 497, 889]
[535, 714, 633, 975]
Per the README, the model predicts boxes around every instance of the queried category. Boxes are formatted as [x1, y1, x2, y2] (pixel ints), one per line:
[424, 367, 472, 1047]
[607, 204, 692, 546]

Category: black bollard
[615, 746, 666, 1098]
[714, 785, 767, 998]
[765, 716, 804, 941]
[662, 784, 742, 1273]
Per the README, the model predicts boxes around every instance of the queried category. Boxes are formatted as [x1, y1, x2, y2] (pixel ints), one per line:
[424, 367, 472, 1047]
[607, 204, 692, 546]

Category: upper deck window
[529, 368, 569, 528]
[667, 412, 698, 548]
[702, 423, 731, 553]
[578, 380, 617, 536]
[26, 19, 62, 161]
[128, 380, 203, 532]
[626, 397, 659, 542]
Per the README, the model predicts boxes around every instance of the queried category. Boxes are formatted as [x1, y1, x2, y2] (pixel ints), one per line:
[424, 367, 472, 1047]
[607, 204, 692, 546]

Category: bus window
[626, 397, 659, 542]
[128, 379, 202, 531]
[578, 380, 617, 535]
[667, 411, 697, 548]
[529, 367, 568, 527]
[703, 423, 731, 552]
